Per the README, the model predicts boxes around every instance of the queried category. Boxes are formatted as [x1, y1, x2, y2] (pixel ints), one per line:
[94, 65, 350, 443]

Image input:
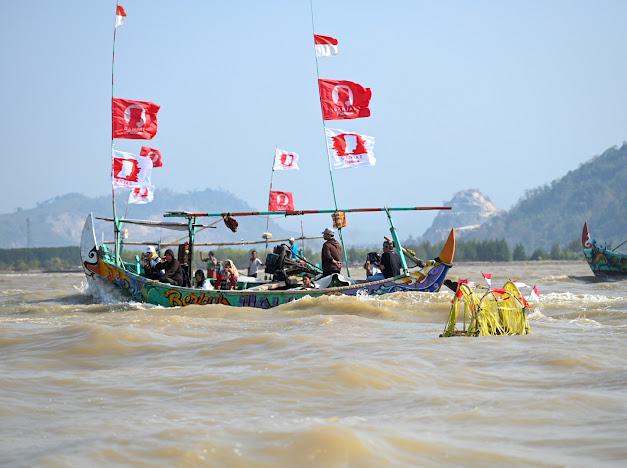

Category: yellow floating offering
[441, 280, 531, 337]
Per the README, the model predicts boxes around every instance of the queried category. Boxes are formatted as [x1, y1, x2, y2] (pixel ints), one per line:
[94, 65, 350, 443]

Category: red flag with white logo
[112, 149, 153, 188]
[325, 128, 375, 169]
[314, 34, 339, 57]
[115, 4, 127, 28]
[273, 149, 300, 171]
[140, 146, 163, 168]
[318, 79, 371, 120]
[129, 185, 154, 204]
[268, 191, 294, 211]
[112, 97, 160, 139]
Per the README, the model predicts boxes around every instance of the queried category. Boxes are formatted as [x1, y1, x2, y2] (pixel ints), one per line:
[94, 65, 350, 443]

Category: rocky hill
[420, 189, 503, 243]
[0, 189, 291, 248]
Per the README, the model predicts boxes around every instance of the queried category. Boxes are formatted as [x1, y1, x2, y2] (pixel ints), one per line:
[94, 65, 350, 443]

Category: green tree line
[0, 247, 80, 271]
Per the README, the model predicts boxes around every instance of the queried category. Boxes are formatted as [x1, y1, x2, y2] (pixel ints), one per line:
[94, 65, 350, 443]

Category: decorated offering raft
[581, 222, 627, 278]
[81, 209, 456, 309]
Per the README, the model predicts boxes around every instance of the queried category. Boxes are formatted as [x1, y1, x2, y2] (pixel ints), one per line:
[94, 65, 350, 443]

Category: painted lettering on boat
[239, 294, 297, 309]
[165, 290, 230, 307]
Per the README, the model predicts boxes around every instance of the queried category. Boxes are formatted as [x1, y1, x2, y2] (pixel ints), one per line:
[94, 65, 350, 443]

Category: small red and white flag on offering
[112, 97, 160, 140]
[314, 34, 339, 57]
[268, 191, 294, 211]
[115, 4, 127, 28]
[128, 185, 154, 204]
[140, 146, 163, 168]
[318, 79, 372, 120]
[273, 149, 300, 171]
[528, 285, 540, 302]
[111, 149, 153, 188]
[325, 128, 375, 170]
[481, 272, 492, 287]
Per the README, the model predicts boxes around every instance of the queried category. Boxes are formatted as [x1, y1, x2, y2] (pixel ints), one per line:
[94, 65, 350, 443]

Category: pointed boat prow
[437, 228, 456, 265]
[581, 221, 590, 248]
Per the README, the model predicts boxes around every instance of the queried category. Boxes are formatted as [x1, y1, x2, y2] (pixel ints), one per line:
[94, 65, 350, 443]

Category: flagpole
[264, 147, 277, 267]
[111, 1, 120, 264]
[308, 0, 351, 277]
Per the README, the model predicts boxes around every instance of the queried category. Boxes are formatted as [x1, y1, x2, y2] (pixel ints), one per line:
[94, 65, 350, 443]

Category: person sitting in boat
[301, 274, 317, 289]
[215, 259, 239, 290]
[321, 228, 342, 277]
[155, 249, 184, 286]
[288, 237, 300, 258]
[364, 252, 383, 281]
[200, 250, 219, 279]
[141, 246, 162, 280]
[380, 240, 401, 279]
[193, 269, 214, 290]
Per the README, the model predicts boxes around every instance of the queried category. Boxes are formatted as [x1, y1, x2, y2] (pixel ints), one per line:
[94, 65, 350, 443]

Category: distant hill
[465, 143, 627, 249]
[0, 189, 292, 248]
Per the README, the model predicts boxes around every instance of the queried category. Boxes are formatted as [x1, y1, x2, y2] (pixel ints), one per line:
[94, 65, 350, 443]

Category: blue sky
[1, 0, 627, 239]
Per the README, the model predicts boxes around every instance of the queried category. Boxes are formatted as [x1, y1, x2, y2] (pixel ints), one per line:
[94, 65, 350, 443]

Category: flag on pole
[129, 185, 154, 204]
[112, 97, 160, 140]
[273, 149, 300, 171]
[268, 191, 294, 211]
[481, 272, 492, 287]
[140, 146, 163, 168]
[314, 34, 339, 57]
[112, 149, 153, 188]
[318, 79, 372, 120]
[115, 4, 127, 28]
[325, 128, 375, 169]
[528, 285, 540, 302]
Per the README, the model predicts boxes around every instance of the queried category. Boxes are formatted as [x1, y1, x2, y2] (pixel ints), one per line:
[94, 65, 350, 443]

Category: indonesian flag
[314, 34, 339, 57]
[129, 185, 154, 204]
[325, 128, 375, 170]
[112, 97, 160, 140]
[318, 79, 372, 120]
[481, 272, 492, 287]
[273, 149, 300, 171]
[115, 4, 127, 28]
[112, 149, 153, 188]
[140, 146, 163, 168]
[528, 285, 540, 302]
[268, 191, 294, 212]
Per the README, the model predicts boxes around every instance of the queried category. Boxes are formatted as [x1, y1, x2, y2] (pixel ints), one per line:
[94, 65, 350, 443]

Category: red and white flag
[481, 272, 492, 287]
[273, 149, 300, 171]
[314, 34, 339, 57]
[112, 149, 153, 188]
[318, 79, 372, 120]
[140, 146, 163, 168]
[128, 185, 154, 204]
[325, 128, 375, 169]
[112, 97, 160, 140]
[528, 285, 540, 302]
[115, 4, 127, 28]
[268, 191, 294, 211]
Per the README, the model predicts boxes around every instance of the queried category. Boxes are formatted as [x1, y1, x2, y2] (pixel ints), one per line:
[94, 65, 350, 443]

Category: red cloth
[318, 79, 371, 120]
[268, 191, 294, 211]
[112, 97, 160, 139]
[140, 146, 163, 168]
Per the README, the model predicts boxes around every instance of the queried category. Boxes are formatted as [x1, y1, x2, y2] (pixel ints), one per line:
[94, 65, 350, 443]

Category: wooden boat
[81, 211, 456, 309]
[581, 222, 627, 278]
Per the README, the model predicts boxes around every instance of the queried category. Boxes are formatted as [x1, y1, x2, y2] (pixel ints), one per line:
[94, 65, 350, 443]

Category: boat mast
[308, 0, 351, 277]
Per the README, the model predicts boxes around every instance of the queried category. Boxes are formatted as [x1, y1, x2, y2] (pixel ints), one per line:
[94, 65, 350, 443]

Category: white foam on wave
[541, 292, 625, 305]
[568, 317, 603, 328]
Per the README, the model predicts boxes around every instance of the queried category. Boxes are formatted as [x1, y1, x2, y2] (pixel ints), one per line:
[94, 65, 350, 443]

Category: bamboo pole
[164, 206, 451, 218]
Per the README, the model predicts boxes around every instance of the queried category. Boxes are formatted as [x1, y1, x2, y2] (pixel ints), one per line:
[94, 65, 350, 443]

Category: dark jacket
[321, 238, 342, 276]
[381, 250, 401, 278]
[156, 257, 184, 285]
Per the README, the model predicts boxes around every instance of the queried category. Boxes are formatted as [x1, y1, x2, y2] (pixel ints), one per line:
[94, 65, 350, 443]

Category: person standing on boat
[155, 249, 184, 286]
[380, 240, 401, 278]
[200, 251, 219, 279]
[321, 228, 342, 277]
[288, 237, 300, 258]
[247, 250, 263, 278]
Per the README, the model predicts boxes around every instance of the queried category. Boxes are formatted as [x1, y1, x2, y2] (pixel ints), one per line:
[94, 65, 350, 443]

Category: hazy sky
[2, 0, 627, 238]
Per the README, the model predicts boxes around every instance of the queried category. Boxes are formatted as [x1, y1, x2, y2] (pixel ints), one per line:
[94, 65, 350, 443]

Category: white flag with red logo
[112, 97, 160, 140]
[112, 149, 153, 188]
[528, 285, 540, 302]
[268, 191, 294, 211]
[273, 149, 300, 171]
[325, 128, 375, 170]
[481, 272, 492, 287]
[314, 34, 339, 57]
[140, 146, 163, 168]
[115, 4, 127, 28]
[128, 185, 154, 204]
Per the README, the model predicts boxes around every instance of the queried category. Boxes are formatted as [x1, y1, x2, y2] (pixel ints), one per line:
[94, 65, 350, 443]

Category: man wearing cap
[141, 246, 161, 280]
[155, 249, 184, 286]
[288, 237, 299, 258]
[321, 228, 342, 277]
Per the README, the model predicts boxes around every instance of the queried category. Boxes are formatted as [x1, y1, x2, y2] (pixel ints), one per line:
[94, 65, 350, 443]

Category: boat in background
[581, 222, 627, 278]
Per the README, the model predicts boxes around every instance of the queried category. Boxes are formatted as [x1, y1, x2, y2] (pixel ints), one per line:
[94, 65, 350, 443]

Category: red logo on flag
[112, 97, 160, 139]
[112, 157, 140, 182]
[140, 146, 163, 168]
[318, 79, 371, 120]
[268, 191, 294, 211]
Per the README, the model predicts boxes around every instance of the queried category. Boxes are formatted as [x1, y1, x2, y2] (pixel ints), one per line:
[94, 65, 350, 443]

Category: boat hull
[581, 222, 627, 278]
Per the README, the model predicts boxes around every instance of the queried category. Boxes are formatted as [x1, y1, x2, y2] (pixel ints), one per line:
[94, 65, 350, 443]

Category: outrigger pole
[164, 206, 451, 218]
[308, 0, 351, 277]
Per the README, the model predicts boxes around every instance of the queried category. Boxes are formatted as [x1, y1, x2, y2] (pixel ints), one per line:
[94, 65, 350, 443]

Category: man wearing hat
[141, 246, 161, 279]
[288, 237, 299, 258]
[321, 228, 342, 277]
